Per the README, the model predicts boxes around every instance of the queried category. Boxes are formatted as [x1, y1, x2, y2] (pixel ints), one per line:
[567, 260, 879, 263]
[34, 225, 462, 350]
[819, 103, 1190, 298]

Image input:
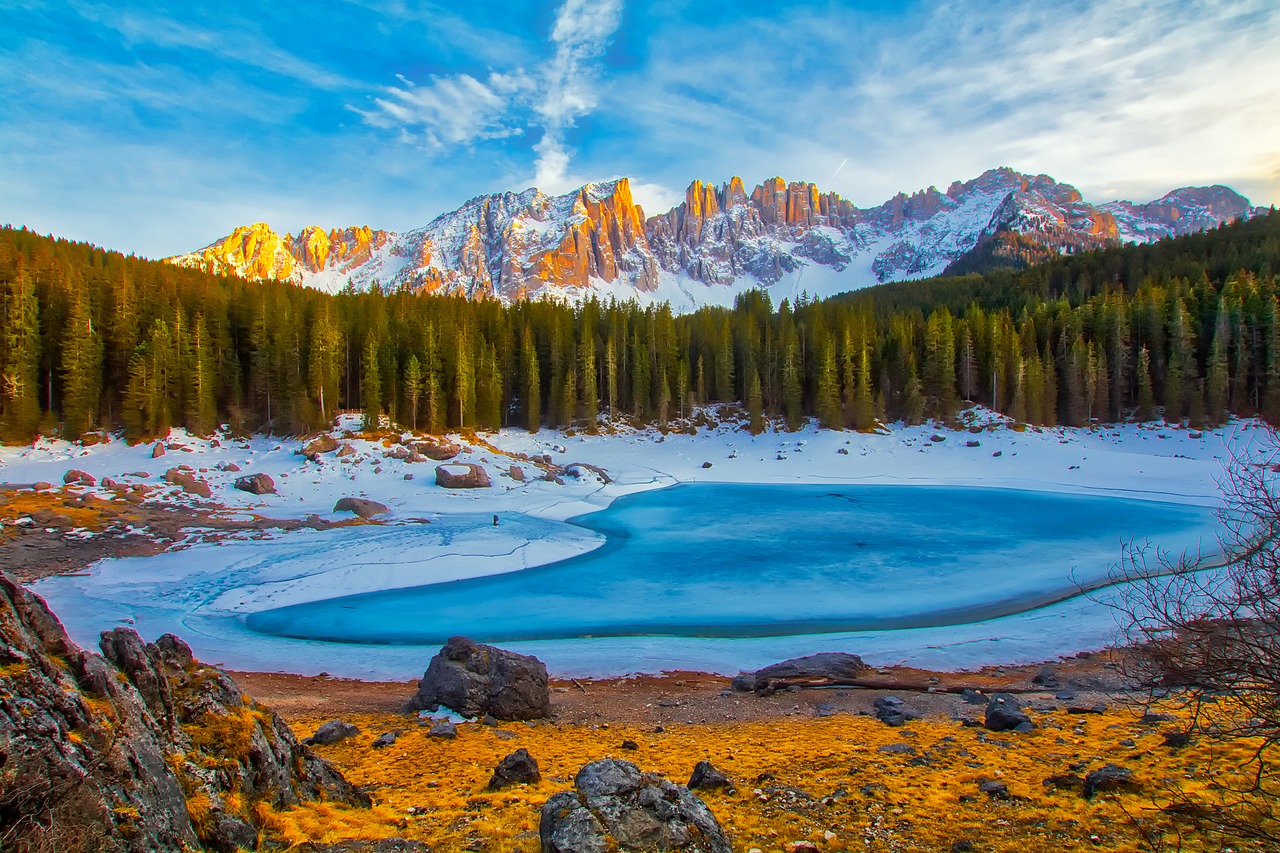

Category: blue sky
[3, 0, 1278, 258]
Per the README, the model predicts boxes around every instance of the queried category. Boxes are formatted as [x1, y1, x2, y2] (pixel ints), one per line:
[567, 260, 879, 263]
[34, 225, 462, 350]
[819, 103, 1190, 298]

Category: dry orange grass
[264, 704, 1267, 853]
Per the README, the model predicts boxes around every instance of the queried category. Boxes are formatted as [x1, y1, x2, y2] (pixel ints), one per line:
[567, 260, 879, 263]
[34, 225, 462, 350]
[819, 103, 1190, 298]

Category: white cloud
[351, 71, 534, 148]
[532, 0, 625, 191]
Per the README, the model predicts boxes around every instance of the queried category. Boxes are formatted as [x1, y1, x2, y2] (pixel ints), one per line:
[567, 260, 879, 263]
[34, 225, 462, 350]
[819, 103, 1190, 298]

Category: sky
[2, 0, 1278, 259]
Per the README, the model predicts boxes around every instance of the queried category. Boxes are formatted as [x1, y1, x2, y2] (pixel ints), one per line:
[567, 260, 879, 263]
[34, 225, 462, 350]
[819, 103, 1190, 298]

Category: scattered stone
[1139, 712, 1176, 724]
[985, 694, 1033, 732]
[992, 450, 1003, 457]
[1083, 763, 1134, 799]
[234, 473, 276, 495]
[702, 462, 713, 469]
[488, 748, 541, 789]
[731, 652, 868, 694]
[435, 463, 492, 489]
[978, 779, 1008, 798]
[1163, 730, 1192, 748]
[407, 635, 550, 720]
[1054, 689, 1077, 701]
[1067, 703, 1108, 715]
[221, 461, 242, 472]
[334, 497, 389, 518]
[961, 689, 987, 706]
[837, 447, 849, 455]
[372, 731, 398, 749]
[540, 759, 731, 853]
[508, 465, 526, 482]
[428, 720, 457, 739]
[307, 720, 360, 746]
[336, 443, 356, 458]
[965, 439, 981, 448]
[151, 442, 166, 458]
[687, 760, 731, 791]
[63, 469, 96, 486]
[385, 445, 410, 460]
[620, 739, 639, 750]
[293, 841, 430, 853]
[1032, 665, 1059, 688]
[873, 695, 918, 728]
[403, 473, 413, 480]
[1043, 774, 1083, 793]
[876, 744, 917, 756]
[930, 434, 946, 443]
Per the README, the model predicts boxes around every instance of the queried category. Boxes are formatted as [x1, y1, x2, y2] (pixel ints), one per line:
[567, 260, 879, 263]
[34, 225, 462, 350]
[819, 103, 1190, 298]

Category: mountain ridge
[167, 169, 1266, 311]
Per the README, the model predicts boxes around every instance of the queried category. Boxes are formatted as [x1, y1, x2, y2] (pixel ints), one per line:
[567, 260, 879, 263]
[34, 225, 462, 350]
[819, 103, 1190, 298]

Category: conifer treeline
[1, 212, 1278, 443]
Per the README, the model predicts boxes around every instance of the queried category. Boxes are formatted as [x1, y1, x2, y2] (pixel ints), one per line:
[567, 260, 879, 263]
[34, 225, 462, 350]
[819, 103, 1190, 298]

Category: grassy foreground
[260, 703, 1261, 853]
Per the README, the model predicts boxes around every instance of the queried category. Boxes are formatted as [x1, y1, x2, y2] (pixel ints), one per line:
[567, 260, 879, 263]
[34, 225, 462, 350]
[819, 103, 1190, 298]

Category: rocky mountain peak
[166, 167, 1264, 311]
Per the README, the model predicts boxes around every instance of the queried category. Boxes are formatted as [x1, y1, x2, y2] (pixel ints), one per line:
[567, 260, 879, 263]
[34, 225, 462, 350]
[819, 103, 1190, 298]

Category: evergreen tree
[1136, 345, 1156, 422]
[746, 368, 765, 434]
[0, 264, 41, 440]
[362, 334, 382, 431]
[60, 284, 101, 439]
[521, 325, 541, 432]
[404, 353, 423, 430]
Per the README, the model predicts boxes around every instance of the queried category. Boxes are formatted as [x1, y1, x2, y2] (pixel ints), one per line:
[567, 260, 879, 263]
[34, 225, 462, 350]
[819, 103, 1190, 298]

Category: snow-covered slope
[166, 169, 1267, 310]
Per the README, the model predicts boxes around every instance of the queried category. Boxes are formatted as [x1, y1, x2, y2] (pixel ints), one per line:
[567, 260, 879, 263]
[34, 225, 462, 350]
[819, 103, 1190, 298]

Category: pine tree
[453, 329, 475, 429]
[1136, 346, 1156, 422]
[521, 325, 541, 432]
[815, 337, 842, 429]
[362, 334, 382, 431]
[746, 368, 765, 434]
[1206, 313, 1230, 426]
[852, 344, 875, 430]
[901, 363, 925, 426]
[186, 314, 217, 436]
[404, 353, 423, 431]
[781, 335, 803, 431]
[0, 264, 41, 441]
[579, 326, 598, 432]
[60, 283, 101, 439]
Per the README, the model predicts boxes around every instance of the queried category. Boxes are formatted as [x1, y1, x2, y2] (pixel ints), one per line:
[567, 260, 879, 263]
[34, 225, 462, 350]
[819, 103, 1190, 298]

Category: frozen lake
[245, 483, 1221, 645]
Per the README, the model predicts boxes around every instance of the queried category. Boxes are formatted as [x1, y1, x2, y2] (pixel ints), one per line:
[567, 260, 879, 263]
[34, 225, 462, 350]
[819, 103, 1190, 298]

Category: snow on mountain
[166, 169, 1266, 311]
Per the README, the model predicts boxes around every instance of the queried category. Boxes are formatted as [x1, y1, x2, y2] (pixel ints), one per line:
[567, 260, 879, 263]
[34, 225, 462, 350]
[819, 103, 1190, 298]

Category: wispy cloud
[350, 71, 535, 148]
[352, 0, 624, 192]
[532, 0, 625, 191]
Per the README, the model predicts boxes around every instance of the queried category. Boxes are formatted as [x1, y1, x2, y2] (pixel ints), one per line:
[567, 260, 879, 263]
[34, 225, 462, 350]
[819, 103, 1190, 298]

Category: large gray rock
[407, 636, 550, 720]
[731, 652, 868, 693]
[540, 759, 732, 853]
[233, 472, 276, 495]
[334, 497, 390, 518]
[984, 693, 1033, 732]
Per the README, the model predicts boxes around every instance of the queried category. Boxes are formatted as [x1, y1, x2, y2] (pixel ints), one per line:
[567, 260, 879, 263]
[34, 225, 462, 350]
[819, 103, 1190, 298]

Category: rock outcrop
[0, 572, 367, 853]
[406, 636, 550, 720]
[168, 171, 1264, 308]
[540, 759, 732, 853]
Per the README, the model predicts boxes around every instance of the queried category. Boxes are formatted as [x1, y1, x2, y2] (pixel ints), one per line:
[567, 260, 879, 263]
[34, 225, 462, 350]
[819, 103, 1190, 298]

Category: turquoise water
[244, 484, 1220, 645]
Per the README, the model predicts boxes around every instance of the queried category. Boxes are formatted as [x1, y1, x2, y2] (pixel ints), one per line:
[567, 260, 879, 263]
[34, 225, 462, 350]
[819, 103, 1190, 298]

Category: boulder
[384, 445, 411, 460]
[509, 465, 526, 482]
[687, 760, 731, 791]
[489, 748, 541, 789]
[334, 497, 389, 518]
[63, 469, 97, 486]
[234, 473, 276, 495]
[306, 719, 361, 745]
[540, 759, 732, 853]
[1083, 763, 1135, 799]
[435, 463, 492, 489]
[163, 467, 212, 499]
[413, 439, 462, 461]
[336, 443, 356, 458]
[731, 652, 868, 694]
[407, 635, 549, 720]
[151, 442, 166, 458]
[984, 693, 1033, 732]
[303, 435, 339, 456]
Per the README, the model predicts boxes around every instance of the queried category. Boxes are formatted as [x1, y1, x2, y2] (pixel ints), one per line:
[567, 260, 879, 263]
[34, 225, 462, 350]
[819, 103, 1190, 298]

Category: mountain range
[167, 168, 1266, 311]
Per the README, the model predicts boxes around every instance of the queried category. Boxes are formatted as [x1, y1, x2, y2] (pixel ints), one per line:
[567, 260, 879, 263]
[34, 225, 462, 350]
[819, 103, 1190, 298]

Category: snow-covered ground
[5, 408, 1265, 680]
